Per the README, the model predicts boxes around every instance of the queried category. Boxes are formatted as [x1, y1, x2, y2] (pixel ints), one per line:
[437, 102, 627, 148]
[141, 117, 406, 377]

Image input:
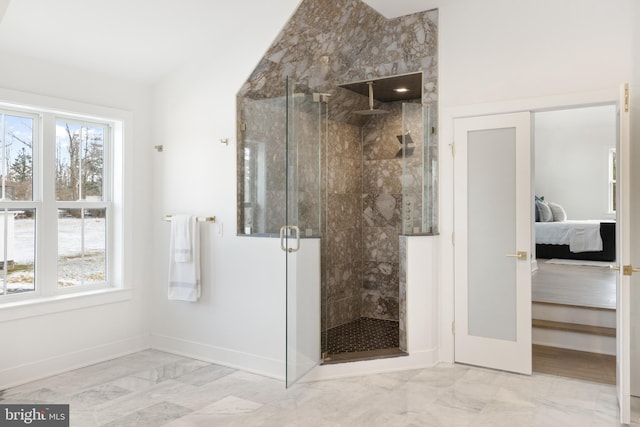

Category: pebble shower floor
[324, 317, 399, 355]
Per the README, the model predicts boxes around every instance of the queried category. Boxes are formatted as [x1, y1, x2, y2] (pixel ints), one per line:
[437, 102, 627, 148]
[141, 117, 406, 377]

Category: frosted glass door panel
[467, 128, 517, 341]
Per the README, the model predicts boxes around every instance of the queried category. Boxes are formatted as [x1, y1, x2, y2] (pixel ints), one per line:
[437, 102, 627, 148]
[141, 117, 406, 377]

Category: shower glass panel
[238, 78, 322, 386]
[401, 102, 433, 234]
[240, 94, 287, 236]
[285, 77, 322, 387]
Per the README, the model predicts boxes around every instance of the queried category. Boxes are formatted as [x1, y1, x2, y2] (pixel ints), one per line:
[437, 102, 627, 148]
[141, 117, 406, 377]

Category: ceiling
[0, 0, 439, 84]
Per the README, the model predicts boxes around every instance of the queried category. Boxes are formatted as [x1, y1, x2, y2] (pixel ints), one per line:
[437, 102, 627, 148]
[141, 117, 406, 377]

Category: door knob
[506, 251, 528, 261]
[610, 265, 640, 276]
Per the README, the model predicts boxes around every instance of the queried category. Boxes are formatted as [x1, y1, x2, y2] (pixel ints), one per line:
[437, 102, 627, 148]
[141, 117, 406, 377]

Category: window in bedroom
[609, 148, 616, 214]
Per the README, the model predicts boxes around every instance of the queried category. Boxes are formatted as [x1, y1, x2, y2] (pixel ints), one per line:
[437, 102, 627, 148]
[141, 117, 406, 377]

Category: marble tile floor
[2, 349, 640, 426]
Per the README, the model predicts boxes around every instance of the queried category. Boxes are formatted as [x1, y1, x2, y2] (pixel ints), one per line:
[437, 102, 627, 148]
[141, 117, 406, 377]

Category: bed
[535, 220, 616, 262]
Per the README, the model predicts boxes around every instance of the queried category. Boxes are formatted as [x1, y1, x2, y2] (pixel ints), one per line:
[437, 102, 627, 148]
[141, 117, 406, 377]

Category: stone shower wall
[237, 0, 438, 335]
[361, 103, 403, 320]
[325, 121, 363, 329]
[360, 100, 422, 321]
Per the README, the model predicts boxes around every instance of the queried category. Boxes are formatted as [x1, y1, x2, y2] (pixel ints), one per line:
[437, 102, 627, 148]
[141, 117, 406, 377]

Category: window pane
[58, 208, 106, 287]
[0, 209, 35, 295]
[2, 114, 34, 201]
[56, 121, 104, 201]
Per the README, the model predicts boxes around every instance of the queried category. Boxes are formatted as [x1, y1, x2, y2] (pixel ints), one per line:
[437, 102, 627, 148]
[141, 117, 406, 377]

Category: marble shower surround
[237, 0, 438, 334]
[361, 101, 414, 321]
[325, 120, 363, 329]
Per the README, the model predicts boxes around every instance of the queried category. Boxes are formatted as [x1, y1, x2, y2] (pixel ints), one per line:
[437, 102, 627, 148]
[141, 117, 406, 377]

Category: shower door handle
[280, 225, 301, 253]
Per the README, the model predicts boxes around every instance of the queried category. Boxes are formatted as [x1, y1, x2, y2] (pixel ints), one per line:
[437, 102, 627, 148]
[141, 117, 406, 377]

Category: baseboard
[300, 348, 439, 382]
[0, 335, 149, 390]
[149, 333, 285, 381]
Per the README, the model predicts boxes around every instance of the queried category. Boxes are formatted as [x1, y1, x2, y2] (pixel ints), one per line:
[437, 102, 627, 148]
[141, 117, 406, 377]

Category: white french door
[453, 112, 532, 375]
[615, 83, 636, 424]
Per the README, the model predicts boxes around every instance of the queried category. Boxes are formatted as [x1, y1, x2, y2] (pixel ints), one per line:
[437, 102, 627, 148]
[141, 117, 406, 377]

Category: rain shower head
[353, 81, 389, 116]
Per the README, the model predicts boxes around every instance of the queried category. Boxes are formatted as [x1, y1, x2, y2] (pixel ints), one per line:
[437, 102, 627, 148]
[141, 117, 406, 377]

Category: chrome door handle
[280, 226, 287, 252]
[280, 225, 301, 253]
[289, 225, 300, 253]
[506, 251, 528, 261]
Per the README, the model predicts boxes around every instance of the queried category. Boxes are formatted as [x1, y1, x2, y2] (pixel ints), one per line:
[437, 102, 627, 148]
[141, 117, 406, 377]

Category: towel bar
[162, 215, 216, 222]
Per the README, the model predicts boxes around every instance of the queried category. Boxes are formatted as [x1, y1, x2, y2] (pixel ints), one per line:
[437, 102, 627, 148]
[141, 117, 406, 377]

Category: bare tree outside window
[56, 121, 104, 203]
[2, 115, 34, 201]
[0, 113, 35, 295]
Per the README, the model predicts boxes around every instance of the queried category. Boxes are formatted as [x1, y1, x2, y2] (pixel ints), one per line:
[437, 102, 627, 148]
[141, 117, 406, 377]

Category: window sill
[0, 288, 133, 323]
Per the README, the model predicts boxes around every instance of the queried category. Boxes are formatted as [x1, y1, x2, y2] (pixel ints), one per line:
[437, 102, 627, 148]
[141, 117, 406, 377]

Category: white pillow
[548, 202, 567, 222]
[536, 199, 553, 222]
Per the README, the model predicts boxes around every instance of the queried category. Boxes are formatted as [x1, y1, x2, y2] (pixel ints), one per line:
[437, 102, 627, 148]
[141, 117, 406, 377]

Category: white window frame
[0, 89, 132, 322]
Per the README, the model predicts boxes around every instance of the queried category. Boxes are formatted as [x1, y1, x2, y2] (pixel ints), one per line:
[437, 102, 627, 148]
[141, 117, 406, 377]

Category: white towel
[172, 215, 193, 263]
[168, 215, 200, 301]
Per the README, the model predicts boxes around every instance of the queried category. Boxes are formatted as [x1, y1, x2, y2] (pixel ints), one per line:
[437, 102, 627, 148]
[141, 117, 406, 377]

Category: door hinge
[451, 143, 456, 156]
[452, 321, 456, 335]
[451, 232, 455, 246]
[625, 83, 630, 113]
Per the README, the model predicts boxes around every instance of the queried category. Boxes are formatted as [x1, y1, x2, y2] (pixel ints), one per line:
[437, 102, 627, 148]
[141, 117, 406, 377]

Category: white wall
[438, 0, 636, 362]
[148, 1, 300, 379]
[0, 52, 153, 388]
[534, 106, 617, 220]
[439, 0, 634, 107]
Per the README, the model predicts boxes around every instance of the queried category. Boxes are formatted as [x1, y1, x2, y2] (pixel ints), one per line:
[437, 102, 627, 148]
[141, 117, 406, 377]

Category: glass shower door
[284, 78, 322, 387]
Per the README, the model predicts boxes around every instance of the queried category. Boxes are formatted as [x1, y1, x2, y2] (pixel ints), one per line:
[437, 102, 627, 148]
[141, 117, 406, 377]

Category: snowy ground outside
[3, 217, 105, 294]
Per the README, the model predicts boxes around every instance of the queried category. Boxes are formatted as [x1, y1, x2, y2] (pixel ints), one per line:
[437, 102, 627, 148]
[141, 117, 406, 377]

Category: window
[609, 148, 616, 214]
[0, 105, 117, 302]
[0, 110, 37, 296]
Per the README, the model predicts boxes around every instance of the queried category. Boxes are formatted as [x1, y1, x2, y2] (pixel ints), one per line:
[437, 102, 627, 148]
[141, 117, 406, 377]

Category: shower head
[353, 81, 389, 116]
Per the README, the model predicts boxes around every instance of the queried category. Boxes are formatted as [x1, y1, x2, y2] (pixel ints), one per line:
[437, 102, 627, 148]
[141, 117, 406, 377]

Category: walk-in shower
[234, 0, 438, 383]
[237, 72, 436, 366]
[320, 72, 434, 363]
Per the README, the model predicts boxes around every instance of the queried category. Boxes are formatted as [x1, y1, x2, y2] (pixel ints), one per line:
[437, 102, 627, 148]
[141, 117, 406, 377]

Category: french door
[453, 112, 532, 375]
[615, 83, 635, 424]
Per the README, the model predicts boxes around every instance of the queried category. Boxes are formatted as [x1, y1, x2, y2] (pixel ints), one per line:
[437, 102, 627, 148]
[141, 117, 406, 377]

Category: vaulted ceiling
[0, 0, 440, 84]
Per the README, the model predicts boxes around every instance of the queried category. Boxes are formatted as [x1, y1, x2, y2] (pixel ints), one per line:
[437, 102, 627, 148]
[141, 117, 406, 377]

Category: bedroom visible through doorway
[532, 104, 618, 384]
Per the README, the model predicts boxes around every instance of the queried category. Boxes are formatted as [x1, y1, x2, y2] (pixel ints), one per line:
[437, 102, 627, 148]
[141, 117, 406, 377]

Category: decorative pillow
[534, 196, 542, 221]
[535, 199, 553, 222]
[548, 202, 567, 222]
